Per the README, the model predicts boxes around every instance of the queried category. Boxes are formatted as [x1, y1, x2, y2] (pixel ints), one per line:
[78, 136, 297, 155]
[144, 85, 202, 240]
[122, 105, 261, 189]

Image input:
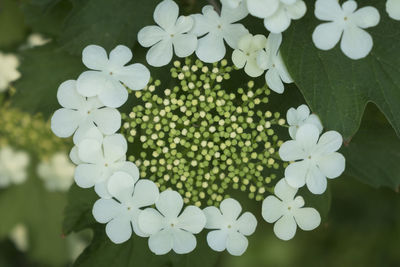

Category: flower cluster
[0, 146, 30, 188]
[0, 52, 20, 92]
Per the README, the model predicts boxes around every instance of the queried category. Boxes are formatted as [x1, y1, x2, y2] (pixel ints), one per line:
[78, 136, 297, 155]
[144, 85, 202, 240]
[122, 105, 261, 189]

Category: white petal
[305, 114, 323, 133]
[51, 109, 80, 138]
[132, 180, 159, 208]
[94, 180, 112, 199]
[221, 1, 249, 23]
[190, 8, 218, 36]
[236, 212, 257, 235]
[275, 53, 293, 83]
[148, 229, 173, 255]
[97, 78, 128, 108]
[138, 208, 164, 235]
[73, 125, 103, 145]
[256, 50, 269, 70]
[226, 231, 248, 256]
[206, 230, 228, 252]
[315, 130, 343, 154]
[221, 0, 242, 9]
[314, 0, 343, 21]
[244, 58, 264, 77]
[138, 26, 166, 47]
[196, 33, 226, 63]
[387, 0, 400, 20]
[92, 108, 121, 135]
[293, 207, 321, 231]
[172, 229, 197, 254]
[74, 164, 101, 188]
[82, 45, 108, 71]
[117, 161, 140, 181]
[286, 0, 307, 20]
[203, 206, 224, 229]
[266, 33, 282, 56]
[107, 171, 135, 202]
[317, 152, 345, 179]
[340, 25, 373, 60]
[146, 39, 173, 67]
[262, 196, 284, 223]
[220, 198, 242, 221]
[284, 161, 308, 188]
[154, 0, 179, 30]
[76, 71, 106, 97]
[351, 7, 380, 28]
[174, 15, 194, 34]
[295, 124, 320, 150]
[173, 34, 198, 57]
[156, 190, 183, 218]
[105, 217, 132, 244]
[103, 134, 127, 163]
[305, 166, 327, 194]
[78, 139, 103, 164]
[246, 0, 279, 18]
[266, 68, 285, 93]
[92, 199, 122, 223]
[264, 7, 291, 34]
[57, 80, 84, 109]
[176, 206, 206, 233]
[312, 22, 343, 50]
[223, 23, 249, 49]
[109, 45, 132, 67]
[274, 178, 298, 202]
[69, 146, 82, 165]
[114, 63, 150, 91]
[279, 140, 306, 161]
[273, 215, 297, 240]
[232, 50, 247, 69]
[237, 33, 253, 51]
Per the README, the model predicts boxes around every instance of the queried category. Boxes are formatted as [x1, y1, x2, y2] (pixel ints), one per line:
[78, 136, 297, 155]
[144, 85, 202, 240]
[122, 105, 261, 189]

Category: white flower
[246, 0, 307, 33]
[51, 80, 120, 144]
[0, 52, 20, 92]
[190, 4, 249, 63]
[387, 0, 400, 20]
[287, 104, 323, 139]
[37, 152, 75, 192]
[221, 0, 243, 9]
[74, 134, 139, 198]
[9, 224, 29, 252]
[0, 146, 30, 188]
[77, 45, 150, 108]
[262, 179, 321, 240]
[27, 33, 50, 47]
[138, 0, 197, 67]
[203, 198, 257, 256]
[138, 190, 206, 255]
[312, 0, 380, 60]
[93, 171, 159, 244]
[232, 34, 267, 77]
[256, 33, 293, 94]
[279, 124, 345, 194]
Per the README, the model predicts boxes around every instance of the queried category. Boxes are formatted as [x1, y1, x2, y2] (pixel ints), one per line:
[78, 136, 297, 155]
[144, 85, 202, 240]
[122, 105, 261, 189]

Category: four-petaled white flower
[279, 124, 345, 194]
[256, 33, 293, 94]
[138, 190, 206, 255]
[387, 0, 400, 20]
[262, 178, 321, 240]
[287, 104, 323, 139]
[93, 171, 159, 244]
[312, 0, 380, 60]
[77, 45, 150, 108]
[138, 0, 197, 67]
[0, 146, 30, 188]
[246, 0, 307, 33]
[221, 0, 243, 9]
[75, 134, 139, 198]
[203, 198, 257, 256]
[51, 80, 120, 144]
[190, 4, 249, 63]
[232, 34, 267, 77]
[0, 52, 20, 92]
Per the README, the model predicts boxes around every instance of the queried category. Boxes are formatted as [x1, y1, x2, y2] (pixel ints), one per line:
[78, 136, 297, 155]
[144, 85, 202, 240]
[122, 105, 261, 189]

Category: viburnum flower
[69, 126, 103, 165]
[37, 152, 75, 192]
[0, 52, 20, 92]
[190, 4, 248, 63]
[246, 0, 307, 33]
[93, 171, 159, 244]
[387, 0, 400, 20]
[76, 45, 150, 108]
[232, 33, 267, 77]
[138, 0, 197, 67]
[0, 146, 30, 188]
[51, 80, 120, 144]
[262, 179, 321, 240]
[279, 124, 345, 194]
[256, 33, 293, 94]
[312, 0, 380, 60]
[203, 198, 257, 256]
[75, 134, 139, 198]
[221, 0, 243, 9]
[287, 104, 323, 139]
[138, 190, 206, 255]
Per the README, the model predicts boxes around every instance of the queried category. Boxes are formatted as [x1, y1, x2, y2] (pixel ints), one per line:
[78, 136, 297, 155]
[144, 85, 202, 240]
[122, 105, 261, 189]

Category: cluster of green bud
[121, 58, 287, 207]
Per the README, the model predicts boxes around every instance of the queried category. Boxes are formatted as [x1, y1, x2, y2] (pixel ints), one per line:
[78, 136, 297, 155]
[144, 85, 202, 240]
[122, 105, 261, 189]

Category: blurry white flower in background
[0, 146, 30, 188]
[0, 52, 20, 92]
[9, 223, 29, 252]
[37, 152, 75, 192]
[27, 33, 51, 47]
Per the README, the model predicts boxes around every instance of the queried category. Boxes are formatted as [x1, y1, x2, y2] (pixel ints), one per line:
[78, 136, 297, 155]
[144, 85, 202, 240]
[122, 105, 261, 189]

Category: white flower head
[312, 0, 380, 60]
[190, 3, 249, 63]
[262, 178, 321, 240]
[246, 0, 307, 33]
[93, 171, 159, 244]
[138, 0, 198, 67]
[232, 33, 267, 77]
[37, 152, 75, 192]
[74, 134, 139, 198]
[203, 198, 257, 256]
[287, 104, 323, 139]
[9, 224, 29, 252]
[221, 0, 243, 9]
[138, 190, 206, 255]
[27, 33, 50, 47]
[77, 44, 150, 108]
[0, 52, 20, 92]
[387, 0, 400, 20]
[0, 146, 30, 188]
[279, 124, 345, 194]
[256, 33, 293, 94]
[51, 80, 120, 144]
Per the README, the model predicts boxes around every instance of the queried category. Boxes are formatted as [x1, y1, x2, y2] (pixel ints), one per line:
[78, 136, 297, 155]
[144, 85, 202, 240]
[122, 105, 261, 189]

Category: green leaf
[12, 43, 84, 117]
[0, 0, 27, 48]
[343, 104, 400, 190]
[58, 0, 160, 55]
[280, 0, 400, 140]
